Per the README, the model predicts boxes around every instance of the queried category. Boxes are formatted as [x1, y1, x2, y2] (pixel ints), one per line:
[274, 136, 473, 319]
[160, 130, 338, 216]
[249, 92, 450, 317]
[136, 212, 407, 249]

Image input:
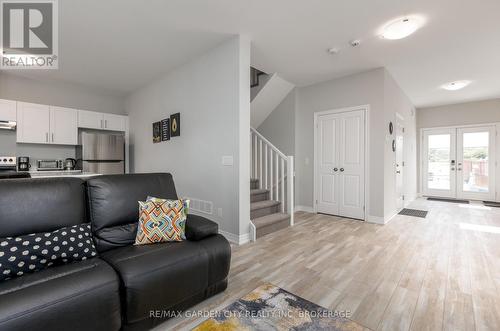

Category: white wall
[0, 73, 125, 161]
[257, 89, 296, 155]
[416, 98, 500, 197]
[125, 36, 251, 240]
[0, 73, 125, 114]
[417, 98, 500, 128]
[383, 71, 417, 218]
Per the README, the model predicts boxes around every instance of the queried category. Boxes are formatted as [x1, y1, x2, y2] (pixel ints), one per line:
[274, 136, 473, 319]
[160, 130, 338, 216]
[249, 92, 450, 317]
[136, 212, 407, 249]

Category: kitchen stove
[0, 156, 30, 179]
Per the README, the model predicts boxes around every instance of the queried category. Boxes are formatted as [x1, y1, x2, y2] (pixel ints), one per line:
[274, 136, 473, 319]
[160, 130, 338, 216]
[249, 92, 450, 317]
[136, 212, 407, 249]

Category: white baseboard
[219, 230, 250, 245]
[366, 210, 397, 225]
[366, 215, 385, 224]
[295, 205, 314, 213]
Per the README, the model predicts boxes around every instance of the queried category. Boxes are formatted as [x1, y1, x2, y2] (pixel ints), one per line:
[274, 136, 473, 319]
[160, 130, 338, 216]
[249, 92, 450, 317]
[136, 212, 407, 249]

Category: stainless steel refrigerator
[76, 132, 125, 175]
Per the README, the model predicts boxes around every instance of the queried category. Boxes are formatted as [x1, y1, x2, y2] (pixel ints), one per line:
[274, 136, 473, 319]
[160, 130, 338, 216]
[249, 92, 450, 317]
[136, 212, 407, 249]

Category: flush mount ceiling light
[380, 16, 423, 40]
[441, 80, 472, 91]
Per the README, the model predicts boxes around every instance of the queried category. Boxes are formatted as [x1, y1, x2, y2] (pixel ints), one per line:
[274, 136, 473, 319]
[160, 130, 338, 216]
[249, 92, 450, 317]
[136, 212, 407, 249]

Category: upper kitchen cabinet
[103, 113, 126, 131]
[78, 110, 104, 130]
[17, 103, 78, 145]
[50, 107, 78, 145]
[78, 110, 126, 131]
[17, 102, 51, 144]
[0, 99, 17, 121]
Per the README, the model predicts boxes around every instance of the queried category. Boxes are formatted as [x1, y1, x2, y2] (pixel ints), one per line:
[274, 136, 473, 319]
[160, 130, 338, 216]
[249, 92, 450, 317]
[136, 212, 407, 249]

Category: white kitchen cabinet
[78, 110, 104, 130]
[17, 102, 51, 144]
[103, 113, 126, 131]
[50, 106, 78, 145]
[78, 110, 126, 131]
[17, 103, 78, 145]
[0, 99, 17, 121]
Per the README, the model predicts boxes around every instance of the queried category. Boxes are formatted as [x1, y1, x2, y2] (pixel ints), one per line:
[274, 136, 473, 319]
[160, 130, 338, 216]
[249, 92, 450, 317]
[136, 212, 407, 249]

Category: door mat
[427, 197, 469, 204]
[398, 208, 428, 218]
[483, 201, 500, 208]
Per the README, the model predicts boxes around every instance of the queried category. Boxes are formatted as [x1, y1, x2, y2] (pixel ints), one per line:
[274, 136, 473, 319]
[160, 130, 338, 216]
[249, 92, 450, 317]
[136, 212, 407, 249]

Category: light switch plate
[222, 156, 233, 166]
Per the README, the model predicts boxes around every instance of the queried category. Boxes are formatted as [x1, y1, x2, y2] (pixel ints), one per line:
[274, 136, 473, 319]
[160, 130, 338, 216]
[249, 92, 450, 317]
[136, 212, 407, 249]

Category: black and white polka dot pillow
[0, 223, 98, 281]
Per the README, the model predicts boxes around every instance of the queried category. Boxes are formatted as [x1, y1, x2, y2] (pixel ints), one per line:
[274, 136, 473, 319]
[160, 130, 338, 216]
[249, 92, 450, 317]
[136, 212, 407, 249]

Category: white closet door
[315, 109, 365, 220]
[338, 110, 365, 219]
[316, 113, 340, 215]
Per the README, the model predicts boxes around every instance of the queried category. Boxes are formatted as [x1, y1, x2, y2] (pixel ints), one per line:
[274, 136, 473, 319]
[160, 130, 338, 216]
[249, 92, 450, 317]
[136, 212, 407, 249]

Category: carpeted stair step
[251, 189, 269, 202]
[252, 212, 290, 238]
[251, 200, 280, 219]
[250, 178, 259, 189]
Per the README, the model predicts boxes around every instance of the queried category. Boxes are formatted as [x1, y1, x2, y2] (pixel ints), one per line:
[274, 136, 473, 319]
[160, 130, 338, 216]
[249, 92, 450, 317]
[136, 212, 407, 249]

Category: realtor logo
[1, 0, 58, 69]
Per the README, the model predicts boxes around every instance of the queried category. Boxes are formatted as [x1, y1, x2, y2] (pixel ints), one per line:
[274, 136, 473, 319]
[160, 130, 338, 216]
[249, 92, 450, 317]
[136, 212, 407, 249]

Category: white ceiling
[5, 0, 500, 107]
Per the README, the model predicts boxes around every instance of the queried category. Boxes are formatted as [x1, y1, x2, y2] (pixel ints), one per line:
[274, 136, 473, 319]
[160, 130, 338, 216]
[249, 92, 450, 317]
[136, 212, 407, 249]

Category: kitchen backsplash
[0, 130, 76, 166]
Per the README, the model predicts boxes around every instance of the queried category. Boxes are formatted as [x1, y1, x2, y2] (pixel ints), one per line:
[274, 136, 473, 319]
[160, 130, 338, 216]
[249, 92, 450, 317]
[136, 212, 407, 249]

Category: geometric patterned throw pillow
[0, 223, 98, 282]
[134, 198, 188, 245]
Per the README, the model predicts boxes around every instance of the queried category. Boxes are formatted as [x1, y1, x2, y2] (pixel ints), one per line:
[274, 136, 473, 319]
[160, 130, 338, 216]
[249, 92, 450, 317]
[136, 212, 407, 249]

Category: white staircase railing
[250, 127, 294, 226]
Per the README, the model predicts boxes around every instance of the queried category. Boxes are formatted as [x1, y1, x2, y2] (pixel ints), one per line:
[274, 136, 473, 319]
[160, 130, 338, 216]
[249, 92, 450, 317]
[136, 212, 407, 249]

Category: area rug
[192, 283, 368, 331]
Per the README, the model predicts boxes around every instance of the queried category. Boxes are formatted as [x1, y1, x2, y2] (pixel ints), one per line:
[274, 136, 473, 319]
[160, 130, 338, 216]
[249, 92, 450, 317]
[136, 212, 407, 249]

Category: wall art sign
[152, 121, 161, 143]
[170, 113, 180, 137]
[161, 118, 170, 141]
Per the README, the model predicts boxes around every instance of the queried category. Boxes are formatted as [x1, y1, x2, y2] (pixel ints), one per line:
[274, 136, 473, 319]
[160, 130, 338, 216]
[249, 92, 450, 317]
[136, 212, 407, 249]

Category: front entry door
[422, 126, 495, 201]
[316, 109, 365, 219]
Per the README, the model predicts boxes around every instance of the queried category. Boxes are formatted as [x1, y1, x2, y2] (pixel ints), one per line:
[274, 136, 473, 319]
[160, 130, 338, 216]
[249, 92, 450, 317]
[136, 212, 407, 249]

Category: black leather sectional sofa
[0, 173, 231, 331]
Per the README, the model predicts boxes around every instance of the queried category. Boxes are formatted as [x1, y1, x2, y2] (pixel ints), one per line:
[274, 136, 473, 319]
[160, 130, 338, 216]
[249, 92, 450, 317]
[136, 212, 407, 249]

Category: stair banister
[250, 127, 294, 228]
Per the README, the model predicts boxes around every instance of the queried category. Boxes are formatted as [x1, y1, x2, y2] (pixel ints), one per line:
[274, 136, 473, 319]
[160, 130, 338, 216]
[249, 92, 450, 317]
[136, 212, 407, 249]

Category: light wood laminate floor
[158, 198, 500, 331]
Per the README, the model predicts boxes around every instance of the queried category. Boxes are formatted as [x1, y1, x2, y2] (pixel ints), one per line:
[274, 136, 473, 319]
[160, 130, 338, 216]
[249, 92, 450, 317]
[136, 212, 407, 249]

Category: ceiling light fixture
[381, 16, 423, 40]
[441, 80, 472, 91]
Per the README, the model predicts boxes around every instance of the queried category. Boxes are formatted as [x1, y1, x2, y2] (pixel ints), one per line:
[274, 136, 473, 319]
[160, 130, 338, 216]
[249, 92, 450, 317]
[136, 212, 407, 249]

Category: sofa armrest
[185, 214, 219, 241]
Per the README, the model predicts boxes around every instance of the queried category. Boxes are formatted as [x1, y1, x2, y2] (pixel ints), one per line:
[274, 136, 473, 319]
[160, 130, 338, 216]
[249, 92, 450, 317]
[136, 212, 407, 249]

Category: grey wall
[417, 98, 500, 128]
[0, 72, 125, 162]
[296, 68, 386, 217]
[255, 68, 417, 220]
[257, 89, 296, 155]
[125, 36, 250, 238]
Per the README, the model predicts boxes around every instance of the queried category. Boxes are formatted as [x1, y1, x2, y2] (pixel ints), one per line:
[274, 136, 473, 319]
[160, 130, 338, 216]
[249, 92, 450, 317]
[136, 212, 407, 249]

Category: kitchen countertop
[28, 170, 102, 179]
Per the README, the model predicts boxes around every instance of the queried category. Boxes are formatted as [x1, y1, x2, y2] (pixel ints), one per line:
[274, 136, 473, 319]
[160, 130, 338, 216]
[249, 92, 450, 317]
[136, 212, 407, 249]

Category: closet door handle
[340, 168, 344, 172]
[333, 168, 338, 172]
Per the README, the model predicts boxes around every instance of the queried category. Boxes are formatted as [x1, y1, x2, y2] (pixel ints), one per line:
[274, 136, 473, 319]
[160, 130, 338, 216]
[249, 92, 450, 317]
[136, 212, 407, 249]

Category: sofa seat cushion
[101, 234, 231, 324]
[0, 258, 121, 331]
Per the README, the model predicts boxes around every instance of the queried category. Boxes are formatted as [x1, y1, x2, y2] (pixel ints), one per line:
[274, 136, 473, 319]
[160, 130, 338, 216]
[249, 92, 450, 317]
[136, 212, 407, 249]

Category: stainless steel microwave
[37, 159, 63, 171]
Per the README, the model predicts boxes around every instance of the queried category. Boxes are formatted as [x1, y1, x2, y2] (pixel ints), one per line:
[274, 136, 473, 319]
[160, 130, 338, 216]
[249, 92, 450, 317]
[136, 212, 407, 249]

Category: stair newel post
[275, 153, 278, 204]
[269, 150, 273, 200]
[281, 157, 285, 213]
[264, 144, 268, 190]
[259, 139, 263, 189]
[253, 134, 258, 178]
[287, 156, 294, 226]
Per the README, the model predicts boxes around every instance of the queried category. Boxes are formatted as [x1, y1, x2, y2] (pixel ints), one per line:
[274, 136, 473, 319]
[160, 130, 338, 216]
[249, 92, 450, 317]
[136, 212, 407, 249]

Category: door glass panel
[427, 134, 451, 190]
[462, 132, 489, 193]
